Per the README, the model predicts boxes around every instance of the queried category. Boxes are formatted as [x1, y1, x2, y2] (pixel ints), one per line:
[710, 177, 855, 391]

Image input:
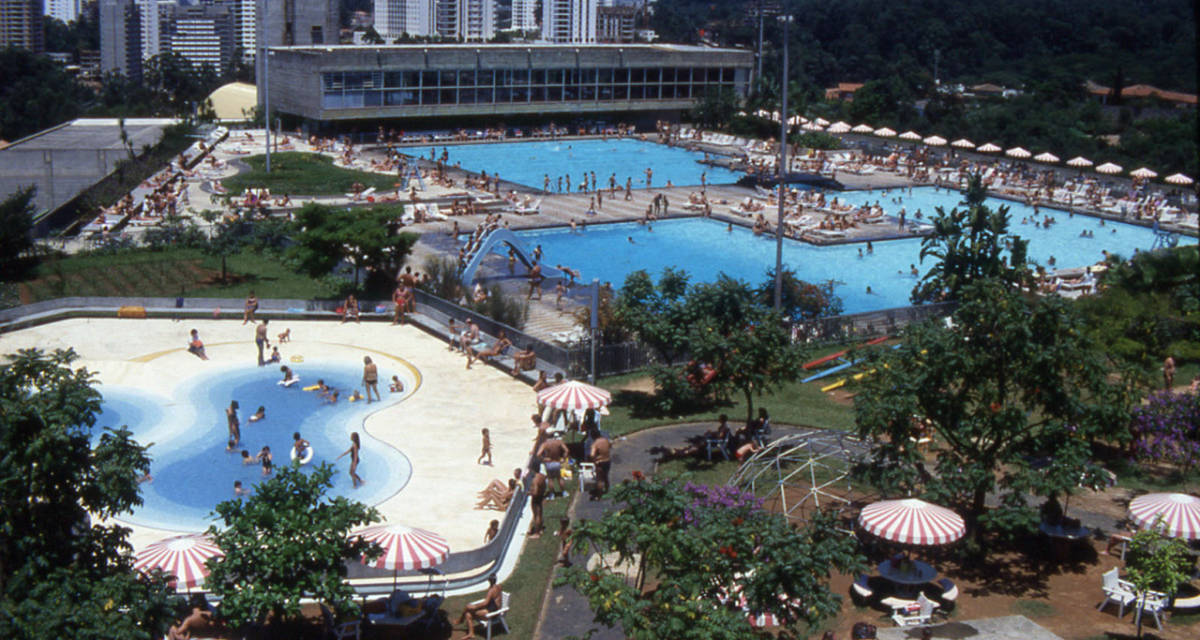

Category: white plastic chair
[891, 592, 937, 627]
[470, 591, 510, 640]
[1097, 567, 1137, 618]
[1134, 591, 1169, 630]
[578, 462, 596, 494]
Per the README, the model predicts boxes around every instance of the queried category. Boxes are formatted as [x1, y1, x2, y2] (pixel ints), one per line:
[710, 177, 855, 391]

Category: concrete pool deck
[1, 317, 539, 559]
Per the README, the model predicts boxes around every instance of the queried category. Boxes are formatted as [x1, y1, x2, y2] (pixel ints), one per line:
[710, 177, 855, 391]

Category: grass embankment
[21, 248, 329, 302]
[597, 341, 862, 439]
[437, 497, 570, 640]
[222, 153, 400, 196]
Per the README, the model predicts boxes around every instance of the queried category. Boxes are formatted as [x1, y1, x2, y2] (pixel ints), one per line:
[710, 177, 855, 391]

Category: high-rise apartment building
[596, 3, 634, 43]
[510, 0, 535, 32]
[455, 0, 493, 41]
[166, 2, 235, 71]
[541, 0, 595, 43]
[373, 0, 432, 40]
[1, 0, 45, 53]
[232, 0, 254, 60]
[44, 0, 78, 23]
[99, 0, 141, 78]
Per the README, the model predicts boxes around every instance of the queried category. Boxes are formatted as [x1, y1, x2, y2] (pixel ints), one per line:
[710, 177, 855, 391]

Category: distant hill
[653, 0, 1195, 93]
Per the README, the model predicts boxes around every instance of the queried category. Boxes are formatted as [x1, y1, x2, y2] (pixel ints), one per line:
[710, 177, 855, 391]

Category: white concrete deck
[1, 317, 538, 557]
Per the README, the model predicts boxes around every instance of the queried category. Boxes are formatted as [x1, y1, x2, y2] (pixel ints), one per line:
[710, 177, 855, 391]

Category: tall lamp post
[773, 15, 792, 310]
[263, 44, 271, 173]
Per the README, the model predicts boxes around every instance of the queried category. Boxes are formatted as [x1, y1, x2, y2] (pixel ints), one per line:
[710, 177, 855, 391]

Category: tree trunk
[743, 387, 754, 426]
[971, 486, 988, 543]
[221, 255, 228, 284]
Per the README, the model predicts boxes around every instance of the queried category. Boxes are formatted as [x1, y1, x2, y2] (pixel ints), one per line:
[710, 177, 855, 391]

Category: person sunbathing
[476, 479, 517, 510]
[467, 330, 512, 369]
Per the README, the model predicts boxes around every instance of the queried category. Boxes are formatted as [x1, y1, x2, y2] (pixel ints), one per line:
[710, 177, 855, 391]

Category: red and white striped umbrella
[859, 498, 966, 545]
[536, 380, 612, 411]
[1129, 493, 1200, 540]
[134, 533, 223, 590]
[355, 523, 449, 571]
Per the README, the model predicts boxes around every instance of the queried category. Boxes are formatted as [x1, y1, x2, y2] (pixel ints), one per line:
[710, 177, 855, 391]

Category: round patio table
[878, 558, 937, 586]
[1039, 521, 1091, 540]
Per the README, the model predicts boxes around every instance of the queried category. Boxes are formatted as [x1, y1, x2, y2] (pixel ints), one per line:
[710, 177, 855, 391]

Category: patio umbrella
[355, 523, 450, 587]
[852, 124, 875, 133]
[753, 109, 771, 119]
[134, 533, 224, 591]
[922, 135, 947, 146]
[950, 138, 975, 149]
[537, 379, 613, 411]
[1033, 152, 1060, 163]
[1096, 162, 1123, 175]
[976, 142, 1001, 153]
[873, 127, 897, 137]
[787, 115, 804, 126]
[814, 117, 830, 126]
[1129, 493, 1200, 540]
[1005, 147, 1032, 159]
[898, 131, 922, 141]
[801, 122, 823, 131]
[1165, 173, 1194, 186]
[827, 122, 852, 133]
[1066, 156, 1094, 168]
[1130, 167, 1158, 179]
[859, 498, 966, 545]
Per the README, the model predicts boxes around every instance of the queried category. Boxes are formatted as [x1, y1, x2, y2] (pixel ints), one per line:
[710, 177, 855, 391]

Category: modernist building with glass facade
[264, 44, 753, 126]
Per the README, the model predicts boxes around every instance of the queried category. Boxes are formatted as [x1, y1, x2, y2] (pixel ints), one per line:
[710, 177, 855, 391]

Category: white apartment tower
[455, 0, 492, 41]
[373, 0, 433, 39]
[541, 0, 596, 43]
[510, 0, 535, 32]
[233, 0, 254, 60]
[44, 0, 78, 23]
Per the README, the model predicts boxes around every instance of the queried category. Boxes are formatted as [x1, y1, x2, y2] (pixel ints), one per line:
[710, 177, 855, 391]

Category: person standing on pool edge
[336, 432, 363, 487]
[255, 319, 269, 366]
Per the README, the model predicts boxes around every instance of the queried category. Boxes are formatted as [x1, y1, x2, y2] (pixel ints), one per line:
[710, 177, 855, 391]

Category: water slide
[459, 228, 562, 286]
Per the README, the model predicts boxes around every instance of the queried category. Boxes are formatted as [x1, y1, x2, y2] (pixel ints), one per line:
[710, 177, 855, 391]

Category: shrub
[469, 285, 529, 330]
[1132, 391, 1200, 472]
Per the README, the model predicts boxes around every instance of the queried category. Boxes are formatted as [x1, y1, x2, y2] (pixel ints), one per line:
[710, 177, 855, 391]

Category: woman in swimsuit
[258, 446, 273, 476]
[225, 401, 240, 448]
[336, 432, 363, 487]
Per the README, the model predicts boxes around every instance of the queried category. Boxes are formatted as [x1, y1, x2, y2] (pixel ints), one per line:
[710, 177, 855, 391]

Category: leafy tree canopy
[287, 203, 419, 290]
[912, 174, 1031, 303]
[0, 348, 176, 640]
[0, 186, 35, 276]
[854, 283, 1138, 536]
[205, 463, 381, 628]
[560, 478, 864, 640]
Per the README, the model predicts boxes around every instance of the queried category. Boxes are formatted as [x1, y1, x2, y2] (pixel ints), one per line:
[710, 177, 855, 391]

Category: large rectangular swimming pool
[405, 138, 743, 190]
[515, 187, 1174, 314]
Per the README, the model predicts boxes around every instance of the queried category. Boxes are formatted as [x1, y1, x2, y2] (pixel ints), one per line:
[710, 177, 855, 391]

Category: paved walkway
[877, 615, 1063, 639]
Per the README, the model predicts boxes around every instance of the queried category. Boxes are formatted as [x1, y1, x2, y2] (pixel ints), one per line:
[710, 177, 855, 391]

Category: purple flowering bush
[1132, 391, 1200, 471]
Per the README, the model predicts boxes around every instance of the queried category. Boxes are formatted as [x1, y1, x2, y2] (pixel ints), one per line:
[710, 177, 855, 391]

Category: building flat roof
[271, 42, 748, 55]
[2, 118, 178, 153]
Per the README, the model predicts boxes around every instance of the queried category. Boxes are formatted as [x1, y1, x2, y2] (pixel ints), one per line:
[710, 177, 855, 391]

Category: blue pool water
[515, 187, 1176, 314]
[94, 361, 415, 531]
[405, 139, 742, 189]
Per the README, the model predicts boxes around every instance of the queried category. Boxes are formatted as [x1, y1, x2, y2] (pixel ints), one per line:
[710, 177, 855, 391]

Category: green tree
[560, 478, 864, 640]
[912, 174, 1031, 303]
[288, 203, 419, 291]
[1125, 526, 1192, 638]
[757, 267, 843, 322]
[205, 463, 381, 630]
[0, 348, 176, 640]
[690, 87, 738, 130]
[854, 283, 1137, 537]
[0, 186, 35, 276]
[199, 211, 251, 284]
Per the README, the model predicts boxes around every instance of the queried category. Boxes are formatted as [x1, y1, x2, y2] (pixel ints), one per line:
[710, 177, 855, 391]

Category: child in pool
[348, 389, 363, 402]
[248, 406, 265, 422]
[257, 446, 273, 476]
[233, 481, 249, 496]
[267, 347, 281, 364]
[241, 450, 256, 465]
[323, 390, 340, 405]
[389, 375, 404, 392]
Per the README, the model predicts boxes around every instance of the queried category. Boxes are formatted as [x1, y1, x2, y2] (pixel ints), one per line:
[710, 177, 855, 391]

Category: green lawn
[23, 248, 332, 301]
[438, 495, 571, 640]
[222, 153, 401, 196]
[596, 345, 860, 439]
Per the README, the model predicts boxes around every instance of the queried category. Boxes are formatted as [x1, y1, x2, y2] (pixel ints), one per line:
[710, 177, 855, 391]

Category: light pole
[773, 15, 792, 310]
[263, 44, 271, 173]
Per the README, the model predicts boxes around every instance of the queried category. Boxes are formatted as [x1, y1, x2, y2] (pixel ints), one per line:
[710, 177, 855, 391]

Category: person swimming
[248, 406, 265, 422]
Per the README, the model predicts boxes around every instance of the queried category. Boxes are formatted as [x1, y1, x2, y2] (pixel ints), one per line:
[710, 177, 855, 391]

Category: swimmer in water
[627, 236, 634, 243]
[248, 406, 265, 422]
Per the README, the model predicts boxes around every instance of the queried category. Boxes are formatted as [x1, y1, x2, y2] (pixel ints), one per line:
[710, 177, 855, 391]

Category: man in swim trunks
[527, 263, 543, 300]
[255, 319, 269, 366]
[528, 471, 547, 538]
[226, 401, 240, 448]
[537, 436, 569, 498]
[258, 446, 273, 476]
[362, 356, 380, 403]
[292, 432, 310, 459]
[588, 428, 611, 498]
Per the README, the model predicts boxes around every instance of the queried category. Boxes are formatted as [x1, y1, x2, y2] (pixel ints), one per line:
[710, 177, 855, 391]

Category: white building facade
[44, 0, 78, 23]
[541, 0, 596, 43]
[373, 0, 433, 39]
